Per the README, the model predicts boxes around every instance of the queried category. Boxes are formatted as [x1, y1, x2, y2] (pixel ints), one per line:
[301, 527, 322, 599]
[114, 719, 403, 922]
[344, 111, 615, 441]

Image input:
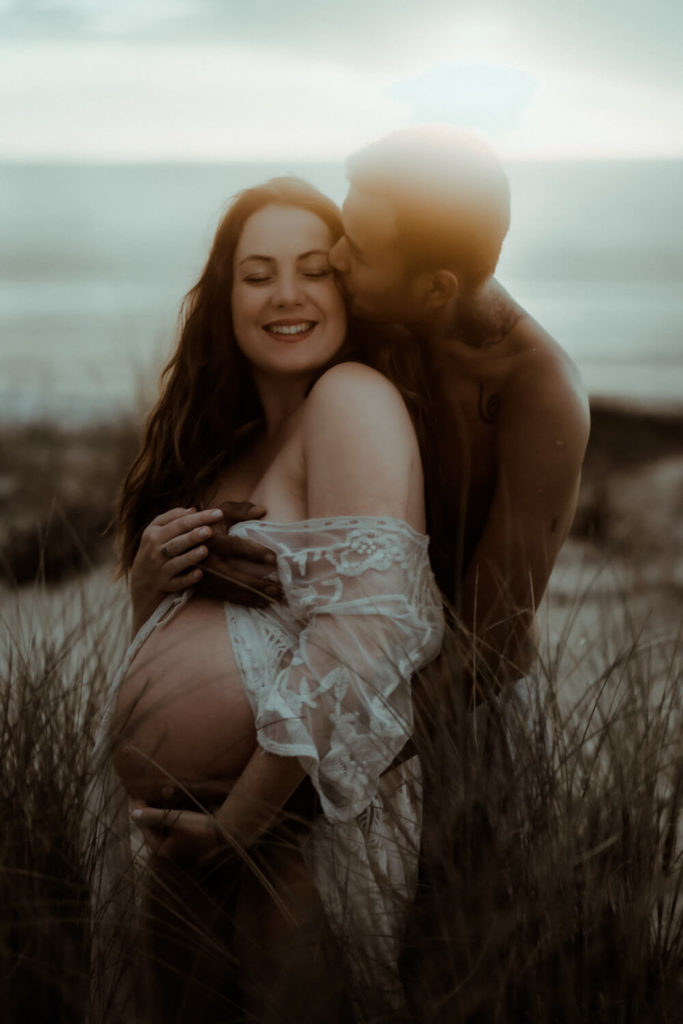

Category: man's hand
[195, 502, 283, 606]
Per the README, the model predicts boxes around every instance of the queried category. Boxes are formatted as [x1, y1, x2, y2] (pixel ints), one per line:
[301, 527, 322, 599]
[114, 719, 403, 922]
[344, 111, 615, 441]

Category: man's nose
[329, 237, 349, 273]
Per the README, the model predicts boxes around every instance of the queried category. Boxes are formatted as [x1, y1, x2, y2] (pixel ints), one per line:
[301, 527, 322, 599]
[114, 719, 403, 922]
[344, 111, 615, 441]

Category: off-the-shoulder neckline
[230, 515, 427, 540]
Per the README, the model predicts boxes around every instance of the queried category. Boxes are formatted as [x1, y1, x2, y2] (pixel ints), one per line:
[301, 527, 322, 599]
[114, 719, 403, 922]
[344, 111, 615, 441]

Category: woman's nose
[329, 237, 349, 273]
[272, 271, 304, 306]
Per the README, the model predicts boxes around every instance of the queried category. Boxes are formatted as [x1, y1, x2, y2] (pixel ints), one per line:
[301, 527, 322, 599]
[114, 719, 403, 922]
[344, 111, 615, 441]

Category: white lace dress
[92, 515, 444, 1016]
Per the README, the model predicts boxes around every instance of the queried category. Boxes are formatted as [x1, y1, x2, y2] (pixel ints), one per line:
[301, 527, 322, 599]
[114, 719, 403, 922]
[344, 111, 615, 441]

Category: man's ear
[413, 269, 459, 310]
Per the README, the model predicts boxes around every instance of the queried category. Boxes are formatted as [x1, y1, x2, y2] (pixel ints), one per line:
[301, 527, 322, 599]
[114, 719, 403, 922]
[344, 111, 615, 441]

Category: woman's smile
[263, 318, 318, 341]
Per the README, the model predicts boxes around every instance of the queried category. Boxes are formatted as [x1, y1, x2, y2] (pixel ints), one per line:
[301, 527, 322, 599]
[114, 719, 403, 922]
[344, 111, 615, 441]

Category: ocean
[1, 160, 682, 422]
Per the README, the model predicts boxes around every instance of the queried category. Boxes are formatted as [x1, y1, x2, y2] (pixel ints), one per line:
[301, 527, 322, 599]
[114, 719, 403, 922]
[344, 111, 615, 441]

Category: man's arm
[459, 348, 590, 691]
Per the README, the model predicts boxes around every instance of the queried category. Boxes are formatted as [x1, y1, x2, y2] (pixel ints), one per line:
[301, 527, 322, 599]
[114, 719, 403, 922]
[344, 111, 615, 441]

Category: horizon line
[1, 154, 682, 166]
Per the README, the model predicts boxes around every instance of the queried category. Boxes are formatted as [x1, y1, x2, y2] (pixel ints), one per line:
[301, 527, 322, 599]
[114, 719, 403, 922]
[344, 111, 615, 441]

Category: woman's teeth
[266, 321, 315, 336]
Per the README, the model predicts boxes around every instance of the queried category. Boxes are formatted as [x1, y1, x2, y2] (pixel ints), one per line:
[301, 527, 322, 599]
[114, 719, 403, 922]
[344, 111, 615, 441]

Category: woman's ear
[413, 269, 459, 311]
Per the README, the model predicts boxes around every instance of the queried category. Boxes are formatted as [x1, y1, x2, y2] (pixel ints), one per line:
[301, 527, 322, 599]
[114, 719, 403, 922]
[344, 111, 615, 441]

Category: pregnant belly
[112, 596, 257, 800]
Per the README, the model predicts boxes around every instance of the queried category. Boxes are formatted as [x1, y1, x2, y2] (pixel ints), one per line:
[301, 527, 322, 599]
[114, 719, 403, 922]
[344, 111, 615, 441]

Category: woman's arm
[135, 364, 433, 859]
[132, 749, 306, 863]
[302, 361, 424, 526]
[218, 365, 428, 840]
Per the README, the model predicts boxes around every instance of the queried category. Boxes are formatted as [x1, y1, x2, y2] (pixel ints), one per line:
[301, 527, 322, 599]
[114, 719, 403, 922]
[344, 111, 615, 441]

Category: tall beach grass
[1, 564, 681, 1022]
[2, 395, 682, 1020]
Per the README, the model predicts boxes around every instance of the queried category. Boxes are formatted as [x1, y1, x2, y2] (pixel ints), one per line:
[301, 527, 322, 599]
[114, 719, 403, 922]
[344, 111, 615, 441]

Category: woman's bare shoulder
[312, 359, 400, 392]
[301, 363, 423, 521]
[305, 361, 413, 425]
[302, 361, 419, 459]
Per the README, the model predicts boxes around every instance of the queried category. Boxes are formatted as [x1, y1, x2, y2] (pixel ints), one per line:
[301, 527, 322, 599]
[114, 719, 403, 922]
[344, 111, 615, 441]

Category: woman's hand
[129, 502, 281, 634]
[131, 802, 240, 868]
[132, 750, 307, 868]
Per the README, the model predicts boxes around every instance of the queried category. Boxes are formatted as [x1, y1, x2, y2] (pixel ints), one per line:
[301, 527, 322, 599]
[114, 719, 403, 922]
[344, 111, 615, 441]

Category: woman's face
[231, 204, 347, 382]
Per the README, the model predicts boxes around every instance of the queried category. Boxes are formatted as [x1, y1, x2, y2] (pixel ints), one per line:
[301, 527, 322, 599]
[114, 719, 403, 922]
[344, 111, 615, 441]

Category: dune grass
[404, 612, 683, 1023]
[0, 419, 140, 586]
[0, 570, 681, 1023]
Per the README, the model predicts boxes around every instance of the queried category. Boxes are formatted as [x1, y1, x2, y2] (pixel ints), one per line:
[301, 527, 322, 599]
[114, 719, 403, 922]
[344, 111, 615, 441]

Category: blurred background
[1, 0, 682, 654]
[2, 12, 681, 1020]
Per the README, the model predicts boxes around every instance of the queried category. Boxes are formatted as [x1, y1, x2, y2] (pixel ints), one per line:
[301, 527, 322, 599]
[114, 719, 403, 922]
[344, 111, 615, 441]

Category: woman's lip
[264, 319, 316, 327]
[262, 319, 318, 340]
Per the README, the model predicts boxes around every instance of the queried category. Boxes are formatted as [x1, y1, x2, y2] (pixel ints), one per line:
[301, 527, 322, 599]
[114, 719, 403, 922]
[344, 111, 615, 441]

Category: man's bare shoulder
[482, 281, 583, 385]
[501, 309, 590, 453]
[446, 280, 589, 446]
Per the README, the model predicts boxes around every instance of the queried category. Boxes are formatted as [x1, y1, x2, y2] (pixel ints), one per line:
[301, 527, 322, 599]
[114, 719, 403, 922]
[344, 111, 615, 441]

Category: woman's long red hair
[115, 178, 345, 573]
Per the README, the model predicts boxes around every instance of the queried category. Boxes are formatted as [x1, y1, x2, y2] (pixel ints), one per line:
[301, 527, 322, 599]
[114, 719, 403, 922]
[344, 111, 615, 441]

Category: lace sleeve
[231, 517, 444, 822]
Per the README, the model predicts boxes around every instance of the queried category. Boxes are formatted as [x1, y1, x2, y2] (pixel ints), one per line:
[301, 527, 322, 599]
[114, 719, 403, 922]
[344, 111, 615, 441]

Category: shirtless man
[131, 125, 589, 689]
[328, 125, 590, 686]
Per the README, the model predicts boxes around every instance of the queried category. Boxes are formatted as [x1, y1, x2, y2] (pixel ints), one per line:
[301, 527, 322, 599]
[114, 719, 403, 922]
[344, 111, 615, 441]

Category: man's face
[329, 187, 421, 322]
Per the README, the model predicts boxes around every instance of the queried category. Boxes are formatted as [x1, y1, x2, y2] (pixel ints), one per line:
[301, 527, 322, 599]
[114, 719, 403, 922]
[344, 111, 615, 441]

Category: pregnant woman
[100, 177, 444, 1022]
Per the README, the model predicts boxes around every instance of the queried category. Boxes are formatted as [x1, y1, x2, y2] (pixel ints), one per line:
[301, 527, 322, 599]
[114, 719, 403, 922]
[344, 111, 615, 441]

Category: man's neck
[454, 280, 524, 348]
[424, 278, 525, 354]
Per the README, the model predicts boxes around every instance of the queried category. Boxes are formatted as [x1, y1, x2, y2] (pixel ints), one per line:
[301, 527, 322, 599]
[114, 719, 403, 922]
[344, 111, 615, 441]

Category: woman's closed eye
[244, 269, 331, 284]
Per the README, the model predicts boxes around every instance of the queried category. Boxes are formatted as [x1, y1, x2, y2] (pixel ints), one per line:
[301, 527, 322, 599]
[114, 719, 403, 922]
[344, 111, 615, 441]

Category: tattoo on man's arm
[478, 383, 501, 425]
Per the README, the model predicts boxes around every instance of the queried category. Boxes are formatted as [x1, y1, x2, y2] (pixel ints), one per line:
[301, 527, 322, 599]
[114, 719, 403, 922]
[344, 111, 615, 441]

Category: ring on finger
[161, 545, 172, 559]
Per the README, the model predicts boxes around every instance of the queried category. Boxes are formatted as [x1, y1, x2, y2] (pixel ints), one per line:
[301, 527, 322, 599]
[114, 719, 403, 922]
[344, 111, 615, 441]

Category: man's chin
[348, 298, 391, 322]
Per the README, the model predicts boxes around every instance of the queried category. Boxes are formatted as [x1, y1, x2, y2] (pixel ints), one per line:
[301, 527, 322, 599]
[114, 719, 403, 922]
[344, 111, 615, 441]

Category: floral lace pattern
[226, 516, 444, 822]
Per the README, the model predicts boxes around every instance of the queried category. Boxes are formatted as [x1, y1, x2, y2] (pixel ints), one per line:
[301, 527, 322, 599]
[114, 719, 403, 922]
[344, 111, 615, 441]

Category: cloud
[1, 0, 459, 57]
[498, 69, 683, 159]
[0, 39, 404, 160]
[386, 64, 538, 135]
[1, 0, 681, 160]
[505, 0, 683, 91]
[2, 0, 681, 91]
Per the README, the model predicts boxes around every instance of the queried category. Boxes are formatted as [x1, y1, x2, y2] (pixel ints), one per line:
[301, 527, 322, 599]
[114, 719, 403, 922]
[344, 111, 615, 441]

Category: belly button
[117, 737, 136, 758]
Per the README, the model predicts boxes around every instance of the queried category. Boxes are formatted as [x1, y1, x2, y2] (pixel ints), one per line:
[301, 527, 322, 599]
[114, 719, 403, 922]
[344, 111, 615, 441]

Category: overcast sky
[1, 0, 682, 161]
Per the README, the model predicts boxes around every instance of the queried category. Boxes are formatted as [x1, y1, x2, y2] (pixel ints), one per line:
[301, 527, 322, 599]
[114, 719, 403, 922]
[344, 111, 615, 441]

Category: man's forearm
[458, 559, 540, 697]
[464, 612, 538, 697]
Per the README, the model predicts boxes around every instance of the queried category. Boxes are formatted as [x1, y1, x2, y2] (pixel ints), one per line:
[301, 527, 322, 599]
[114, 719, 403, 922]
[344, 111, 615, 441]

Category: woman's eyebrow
[238, 254, 275, 266]
[238, 249, 329, 267]
[297, 249, 330, 259]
